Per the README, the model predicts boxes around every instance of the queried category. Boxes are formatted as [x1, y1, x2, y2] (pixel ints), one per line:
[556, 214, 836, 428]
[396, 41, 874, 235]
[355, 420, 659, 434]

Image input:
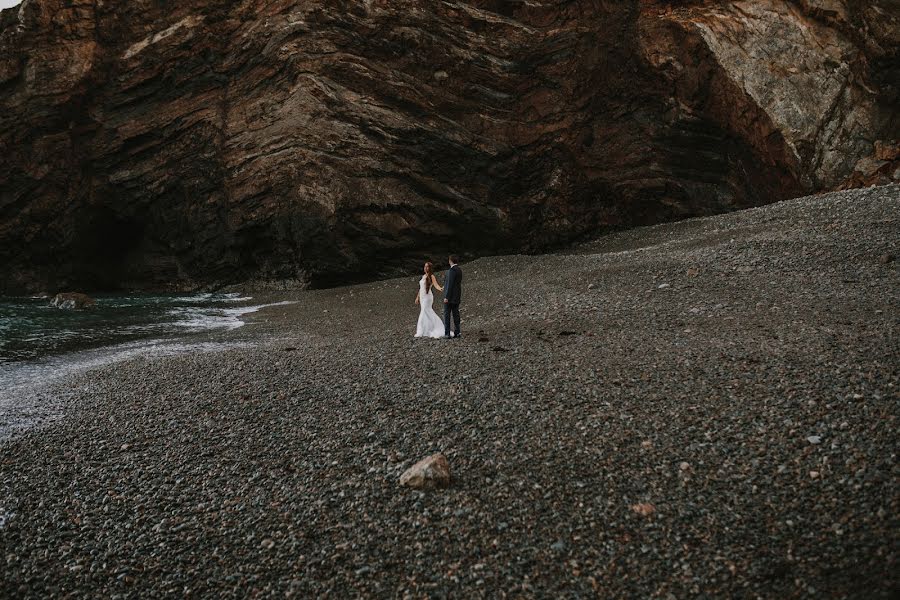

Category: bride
[414, 261, 445, 338]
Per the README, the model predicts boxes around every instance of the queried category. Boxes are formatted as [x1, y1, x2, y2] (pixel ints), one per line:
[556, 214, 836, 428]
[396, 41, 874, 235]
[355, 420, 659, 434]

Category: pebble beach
[1, 185, 898, 598]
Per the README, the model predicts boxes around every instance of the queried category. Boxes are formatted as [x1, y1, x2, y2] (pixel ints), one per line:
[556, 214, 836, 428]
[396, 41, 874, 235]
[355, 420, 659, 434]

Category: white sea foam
[169, 300, 295, 331]
[104, 292, 251, 308]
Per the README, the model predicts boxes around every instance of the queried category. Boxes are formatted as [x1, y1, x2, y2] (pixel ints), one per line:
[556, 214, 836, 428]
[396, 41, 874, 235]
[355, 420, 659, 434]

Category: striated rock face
[640, 0, 899, 192]
[1, 0, 897, 293]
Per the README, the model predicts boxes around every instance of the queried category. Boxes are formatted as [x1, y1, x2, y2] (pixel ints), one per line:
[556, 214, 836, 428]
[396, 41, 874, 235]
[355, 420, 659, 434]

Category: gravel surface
[1, 185, 898, 598]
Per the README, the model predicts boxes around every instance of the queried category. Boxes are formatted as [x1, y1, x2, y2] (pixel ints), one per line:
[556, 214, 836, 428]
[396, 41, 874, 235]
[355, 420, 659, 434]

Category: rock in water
[50, 293, 96, 310]
[399, 453, 451, 490]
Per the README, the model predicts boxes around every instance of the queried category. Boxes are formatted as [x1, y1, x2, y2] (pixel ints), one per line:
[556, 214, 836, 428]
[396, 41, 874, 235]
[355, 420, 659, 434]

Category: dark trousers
[443, 302, 460, 337]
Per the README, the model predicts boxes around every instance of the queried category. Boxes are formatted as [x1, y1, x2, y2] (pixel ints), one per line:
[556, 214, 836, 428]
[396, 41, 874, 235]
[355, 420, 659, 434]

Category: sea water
[0, 293, 287, 439]
[0, 292, 264, 363]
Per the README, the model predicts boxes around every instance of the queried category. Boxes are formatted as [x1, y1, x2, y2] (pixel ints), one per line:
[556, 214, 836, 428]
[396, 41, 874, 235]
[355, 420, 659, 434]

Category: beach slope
[1, 185, 898, 597]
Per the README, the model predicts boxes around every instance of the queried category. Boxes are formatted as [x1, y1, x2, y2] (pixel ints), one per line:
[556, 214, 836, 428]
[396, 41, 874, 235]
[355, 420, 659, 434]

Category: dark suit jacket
[444, 264, 462, 304]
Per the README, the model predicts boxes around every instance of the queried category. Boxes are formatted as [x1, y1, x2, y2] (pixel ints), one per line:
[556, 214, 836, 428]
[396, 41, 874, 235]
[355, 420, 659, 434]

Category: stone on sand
[399, 453, 451, 490]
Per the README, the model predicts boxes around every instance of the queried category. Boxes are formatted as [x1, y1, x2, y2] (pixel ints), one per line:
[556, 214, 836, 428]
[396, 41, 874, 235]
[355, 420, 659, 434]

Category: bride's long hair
[423, 261, 434, 292]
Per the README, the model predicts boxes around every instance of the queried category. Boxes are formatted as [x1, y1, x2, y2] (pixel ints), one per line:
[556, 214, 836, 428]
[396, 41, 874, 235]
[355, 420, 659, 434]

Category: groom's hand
[443, 299, 448, 303]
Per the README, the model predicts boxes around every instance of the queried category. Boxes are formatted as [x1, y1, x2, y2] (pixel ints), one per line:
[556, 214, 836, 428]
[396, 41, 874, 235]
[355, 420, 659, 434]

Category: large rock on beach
[399, 453, 451, 490]
[0, 0, 897, 293]
[49, 292, 96, 310]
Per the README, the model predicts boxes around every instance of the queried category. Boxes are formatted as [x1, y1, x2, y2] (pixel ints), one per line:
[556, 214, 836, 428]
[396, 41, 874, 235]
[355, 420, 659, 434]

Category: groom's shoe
[442, 335, 452, 339]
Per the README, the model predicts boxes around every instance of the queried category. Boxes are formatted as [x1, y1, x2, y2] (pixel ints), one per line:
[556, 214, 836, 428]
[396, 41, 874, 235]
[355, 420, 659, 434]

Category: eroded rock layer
[1, 0, 897, 292]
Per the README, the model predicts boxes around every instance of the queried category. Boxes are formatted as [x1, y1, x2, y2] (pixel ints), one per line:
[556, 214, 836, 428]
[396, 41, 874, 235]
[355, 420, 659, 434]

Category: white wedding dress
[415, 276, 445, 338]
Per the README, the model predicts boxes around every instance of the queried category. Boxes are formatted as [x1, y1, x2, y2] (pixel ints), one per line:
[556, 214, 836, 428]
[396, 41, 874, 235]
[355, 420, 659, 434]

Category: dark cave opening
[71, 207, 148, 290]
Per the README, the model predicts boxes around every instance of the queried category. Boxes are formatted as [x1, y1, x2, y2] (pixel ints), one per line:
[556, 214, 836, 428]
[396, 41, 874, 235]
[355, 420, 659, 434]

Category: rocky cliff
[1, 0, 897, 293]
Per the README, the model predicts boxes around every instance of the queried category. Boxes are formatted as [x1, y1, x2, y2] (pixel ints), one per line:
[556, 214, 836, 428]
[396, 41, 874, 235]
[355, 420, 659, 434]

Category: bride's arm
[431, 274, 444, 292]
[414, 289, 420, 304]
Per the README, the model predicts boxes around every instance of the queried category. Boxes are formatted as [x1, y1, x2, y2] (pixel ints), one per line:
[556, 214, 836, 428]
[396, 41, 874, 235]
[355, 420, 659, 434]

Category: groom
[443, 255, 462, 339]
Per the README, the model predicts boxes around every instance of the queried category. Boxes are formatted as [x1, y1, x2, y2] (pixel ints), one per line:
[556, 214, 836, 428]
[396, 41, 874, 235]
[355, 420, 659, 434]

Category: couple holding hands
[414, 255, 462, 339]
